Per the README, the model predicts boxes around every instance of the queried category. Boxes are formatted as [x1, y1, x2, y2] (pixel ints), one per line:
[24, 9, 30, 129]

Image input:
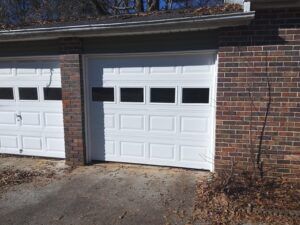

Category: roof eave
[0, 11, 255, 42]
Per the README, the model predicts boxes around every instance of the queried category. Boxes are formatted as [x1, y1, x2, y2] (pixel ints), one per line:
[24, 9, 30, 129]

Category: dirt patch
[192, 173, 300, 225]
[0, 156, 71, 194]
[0, 169, 45, 188]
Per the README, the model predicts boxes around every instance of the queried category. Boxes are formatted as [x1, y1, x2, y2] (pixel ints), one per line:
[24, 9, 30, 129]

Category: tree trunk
[90, 0, 109, 15]
[149, 0, 159, 11]
[136, 0, 143, 12]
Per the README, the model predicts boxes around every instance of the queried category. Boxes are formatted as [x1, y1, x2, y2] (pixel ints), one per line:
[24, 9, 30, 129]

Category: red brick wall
[216, 8, 300, 180]
[60, 38, 86, 166]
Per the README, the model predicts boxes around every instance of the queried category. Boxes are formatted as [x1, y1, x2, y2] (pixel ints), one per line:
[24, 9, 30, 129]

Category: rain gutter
[0, 11, 255, 42]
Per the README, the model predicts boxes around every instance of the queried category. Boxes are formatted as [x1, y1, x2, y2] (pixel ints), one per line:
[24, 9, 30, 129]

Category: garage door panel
[44, 112, 64, 127]
[149, 66, 178, 74]
[120, 114, 145, 131]
[105, 140, 116, 156]
[180, 116, 209, 134]
[180, 145, 208, 163]
[149, 116, 176, 132]
[120, 67, 146, 74]
[0, 65, 13, 76]
[45, 138, 65, 152]
[20, 112, 41, 126]
[0, 111, 17, 125]
[0, 59, 65, 158]
[0, 135, 19, 149]
[104, 114, 116, 129]
[16, 63, 39, 76]
[22, 136, 42, 150]
[150, 144, 176, 161]
[120, 141, 145, 158]
[89, 53, 216, 170]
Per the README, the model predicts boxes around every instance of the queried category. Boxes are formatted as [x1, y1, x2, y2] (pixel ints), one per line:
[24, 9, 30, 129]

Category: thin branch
[256, 51, 272, 179]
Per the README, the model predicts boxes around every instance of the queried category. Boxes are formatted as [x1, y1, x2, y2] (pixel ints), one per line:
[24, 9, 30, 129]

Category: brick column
[59, 38, 86, 166]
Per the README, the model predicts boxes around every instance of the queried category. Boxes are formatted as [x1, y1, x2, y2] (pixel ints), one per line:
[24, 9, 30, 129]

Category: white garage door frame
[0, 55, 65, 158]
[83, 50, 218, 171]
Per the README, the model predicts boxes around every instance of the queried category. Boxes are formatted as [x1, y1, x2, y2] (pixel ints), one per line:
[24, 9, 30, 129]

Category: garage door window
[182, 88, 209, 104]
[120, 88, 144, 103]
[150, 88, 175, 103]
[19, 87, 38, 100]
[92, 87, 114, 102]
[44, 88, 62, 101]
[0, 88, 14, 100]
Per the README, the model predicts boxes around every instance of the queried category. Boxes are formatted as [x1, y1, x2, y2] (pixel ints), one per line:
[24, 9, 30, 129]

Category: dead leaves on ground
[0, 169, 42, 188]
[192, 173, 300, 225]
[0, 168, 57, 191]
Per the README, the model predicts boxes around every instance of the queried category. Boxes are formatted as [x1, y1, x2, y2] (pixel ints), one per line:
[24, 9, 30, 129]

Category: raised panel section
[150, 144, 175, 160]
[41, 67, 60, 76]
[150, 66, 177, 74]
[180, 146, 206, 162]
[105, 140, 115, 155]
[0, 64, 13, 76]
[22, 137, 42, 150]
[182, 65, 211, 74]
[120, 67, 145, 74]
[103, 68, 115, 75]
[16, 67, 38, 76]
[21, 112, 40, 126]
[44, 113, 63, 127]
[120, 115, 145, 131]
[0, 136, 18, 149]
[120, 142, 144, 158]
[150, 116, 175, 132]
[0, 112, 16, 125]
[181, 117, 208, 134]
[105, 115, 115, 129]
[46, 138, 64, 152]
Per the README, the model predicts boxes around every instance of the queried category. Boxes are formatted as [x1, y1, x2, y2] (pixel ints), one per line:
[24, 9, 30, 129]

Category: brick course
[216, 8, 300, 180]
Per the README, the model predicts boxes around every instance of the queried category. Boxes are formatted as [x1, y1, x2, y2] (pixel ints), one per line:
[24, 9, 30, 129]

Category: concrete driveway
[0, 157, 208, 225]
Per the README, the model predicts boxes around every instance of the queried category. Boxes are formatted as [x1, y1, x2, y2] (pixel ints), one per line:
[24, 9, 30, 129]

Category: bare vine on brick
[248, 51, 272, 179]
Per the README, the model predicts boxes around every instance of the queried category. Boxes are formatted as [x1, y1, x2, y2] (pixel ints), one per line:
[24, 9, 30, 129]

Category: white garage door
[86, 52, 217, 170]
[0, 59, 65, 158]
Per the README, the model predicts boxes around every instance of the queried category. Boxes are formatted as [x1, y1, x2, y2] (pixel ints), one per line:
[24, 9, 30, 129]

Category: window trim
[119, 86, 145, 104]
[0, 87, 15, 101]
[92, 86, 116, 103]
[180, 87, 210, 105]
[148, 86, 177, 105]
[18, 87, 39, 101]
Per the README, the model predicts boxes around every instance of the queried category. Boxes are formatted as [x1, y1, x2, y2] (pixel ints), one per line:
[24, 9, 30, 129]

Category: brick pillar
[59, 38, 86, 166]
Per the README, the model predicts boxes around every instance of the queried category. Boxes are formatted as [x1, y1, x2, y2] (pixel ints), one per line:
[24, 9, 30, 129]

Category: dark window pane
[0, 88, 14, 100]
[92, 87, 114, 102]
[19, 88, 38, 100]
[44, 88, 62, 100]
[120, 88, 144, 102]
[182, 88, 209, 103]
[151, 88, 175, 103]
